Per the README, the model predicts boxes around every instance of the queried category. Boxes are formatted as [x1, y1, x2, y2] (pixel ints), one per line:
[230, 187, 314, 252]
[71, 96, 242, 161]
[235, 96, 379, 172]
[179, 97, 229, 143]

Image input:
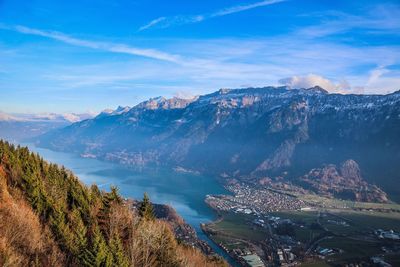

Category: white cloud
[278, 74, 354, 94]
[31, 35, 400, 95]
[364, 66, 400, 94]
[3, 21, 400, 100]
[138, 17, 166, 31]
[211, 0, 285, 17]
[366, 66, 389, 86]
[138, 0, 286, 31]
[296, 5, 400, 38]
[10, 25, 181, 63]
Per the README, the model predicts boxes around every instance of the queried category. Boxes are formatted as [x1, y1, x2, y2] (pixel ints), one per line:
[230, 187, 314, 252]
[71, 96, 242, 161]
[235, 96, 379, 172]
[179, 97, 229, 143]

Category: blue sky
[0, 0, 399, 113]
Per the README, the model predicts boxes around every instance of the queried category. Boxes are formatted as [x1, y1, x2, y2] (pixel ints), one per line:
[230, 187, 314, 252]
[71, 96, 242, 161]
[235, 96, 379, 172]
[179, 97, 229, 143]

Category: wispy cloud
[211, 0, 285, 17]
[366, 65, 390, 87]
[2, 1, 400, 114]
[2, 24, 182, 63]
[139, 17, 166, 31]
[296, 5, 400, 38]
[33, 34, 400, 95]
[138, 0, 286, 31]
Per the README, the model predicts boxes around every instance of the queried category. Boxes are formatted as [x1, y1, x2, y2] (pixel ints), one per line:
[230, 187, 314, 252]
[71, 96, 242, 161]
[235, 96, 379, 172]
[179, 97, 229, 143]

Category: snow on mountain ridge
[0, 111, 95, 123]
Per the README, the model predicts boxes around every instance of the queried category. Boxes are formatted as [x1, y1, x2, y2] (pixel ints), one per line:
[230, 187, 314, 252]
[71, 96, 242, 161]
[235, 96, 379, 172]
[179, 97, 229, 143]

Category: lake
[23, 143, 238, 266]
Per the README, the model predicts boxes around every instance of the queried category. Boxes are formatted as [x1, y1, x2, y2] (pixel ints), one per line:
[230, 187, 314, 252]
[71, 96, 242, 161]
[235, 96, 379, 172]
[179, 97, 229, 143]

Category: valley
[20, 143, 237, 265]
[2, 86, 400, 266]
[3, 1, 400, 266]
[203, 184, 400, 266]
[34, 86, 400, 202]
[21, 143, 400, 267]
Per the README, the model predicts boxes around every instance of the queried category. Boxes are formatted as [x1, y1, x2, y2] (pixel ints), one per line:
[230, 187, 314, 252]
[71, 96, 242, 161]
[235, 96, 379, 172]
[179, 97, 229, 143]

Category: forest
[0, 140, 225, 267]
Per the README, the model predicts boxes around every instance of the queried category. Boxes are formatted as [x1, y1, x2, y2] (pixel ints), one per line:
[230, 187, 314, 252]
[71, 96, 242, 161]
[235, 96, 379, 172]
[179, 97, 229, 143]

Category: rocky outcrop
[299, 159, 388, 203]
[135, 96, 197, 110]
[340, 159, 362, 184]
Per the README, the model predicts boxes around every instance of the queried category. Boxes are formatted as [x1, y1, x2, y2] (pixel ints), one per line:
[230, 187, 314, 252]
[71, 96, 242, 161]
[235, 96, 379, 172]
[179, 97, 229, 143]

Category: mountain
[0, 111, 20, 121]
[298, 159, 388, 203]
[0, 111, 95, 142]
[0, 140, 224, 266]
[35, 86, 400, 201]
[97, 106, 132, 118]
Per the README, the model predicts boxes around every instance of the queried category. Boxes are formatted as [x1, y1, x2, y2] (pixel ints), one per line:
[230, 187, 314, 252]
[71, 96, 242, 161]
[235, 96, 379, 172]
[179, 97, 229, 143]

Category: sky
[0, 0, 399, 113]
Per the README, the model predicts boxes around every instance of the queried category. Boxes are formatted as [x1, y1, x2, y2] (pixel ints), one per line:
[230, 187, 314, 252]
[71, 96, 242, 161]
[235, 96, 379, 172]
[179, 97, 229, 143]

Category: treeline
[0, 140, 226, 267]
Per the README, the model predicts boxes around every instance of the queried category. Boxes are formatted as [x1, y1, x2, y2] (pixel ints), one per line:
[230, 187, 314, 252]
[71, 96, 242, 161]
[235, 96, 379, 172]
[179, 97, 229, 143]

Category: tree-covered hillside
[0, 140, 225, 267]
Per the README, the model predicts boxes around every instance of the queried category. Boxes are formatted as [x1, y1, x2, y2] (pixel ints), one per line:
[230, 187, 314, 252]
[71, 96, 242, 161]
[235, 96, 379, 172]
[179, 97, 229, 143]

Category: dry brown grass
[0, 176, 65, 267]
[0, 159, 226, 267]
[177, 246, 228, 267]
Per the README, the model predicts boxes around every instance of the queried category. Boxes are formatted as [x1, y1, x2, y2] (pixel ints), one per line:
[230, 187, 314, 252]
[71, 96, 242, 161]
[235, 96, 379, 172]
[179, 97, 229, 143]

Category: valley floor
[203, 185, 400, 266]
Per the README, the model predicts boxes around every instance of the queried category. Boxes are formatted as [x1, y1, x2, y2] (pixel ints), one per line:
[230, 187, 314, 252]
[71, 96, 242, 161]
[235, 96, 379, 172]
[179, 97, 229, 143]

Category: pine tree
[91, 224, 110, 267]
[50, 209, 74, 252]
[90, 184, 102, 204]
[0, 141, 222, 267]
[110, 186, 122, 204]
[70, 210, 95, 266]
[109, 234, 129, 267]
[139, 192, 155, 221]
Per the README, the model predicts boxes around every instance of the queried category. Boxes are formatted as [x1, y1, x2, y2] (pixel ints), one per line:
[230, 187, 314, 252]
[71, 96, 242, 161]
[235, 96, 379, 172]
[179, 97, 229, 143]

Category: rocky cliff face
[35, 86, 400, 201]
[299, 159, 388, 203]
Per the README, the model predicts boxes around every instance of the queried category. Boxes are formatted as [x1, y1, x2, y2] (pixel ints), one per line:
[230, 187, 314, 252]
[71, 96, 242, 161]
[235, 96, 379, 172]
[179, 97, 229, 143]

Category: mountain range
[0, 111, 95, 142]
[35, 86, 400, 201]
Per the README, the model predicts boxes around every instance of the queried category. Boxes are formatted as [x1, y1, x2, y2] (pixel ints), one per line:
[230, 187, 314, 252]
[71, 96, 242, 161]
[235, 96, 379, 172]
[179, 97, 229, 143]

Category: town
[203, 183, 400, 267]
[205, 184, 309, 215]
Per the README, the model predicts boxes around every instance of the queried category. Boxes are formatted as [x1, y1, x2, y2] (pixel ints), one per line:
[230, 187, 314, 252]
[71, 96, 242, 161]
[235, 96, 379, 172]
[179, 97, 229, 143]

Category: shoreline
[200, 213, 242, 267]
[21, 142, 237, 265]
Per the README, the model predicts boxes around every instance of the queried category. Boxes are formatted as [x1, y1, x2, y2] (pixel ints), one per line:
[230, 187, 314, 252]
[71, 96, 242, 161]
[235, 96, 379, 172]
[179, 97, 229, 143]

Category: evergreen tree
[90, 184, 102, 204]
[139, 192, 155, 220]
[0, 140, 223, 267]
[110, 186, 122, 204]
[109, 234, 129, 267]
[91, 224, 110, 267]
[70, 210, 95, 266]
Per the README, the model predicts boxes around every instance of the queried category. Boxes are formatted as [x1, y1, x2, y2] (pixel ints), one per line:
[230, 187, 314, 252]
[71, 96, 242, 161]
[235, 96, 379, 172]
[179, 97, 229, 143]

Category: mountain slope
[36, 86, 400, 201]
[0, 140, 225, 266]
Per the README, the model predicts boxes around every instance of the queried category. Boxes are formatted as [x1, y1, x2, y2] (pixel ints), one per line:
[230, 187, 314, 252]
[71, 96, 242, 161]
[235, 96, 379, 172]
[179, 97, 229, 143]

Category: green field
[300, 261, 330, 267]
[319, 236, 382, 260]
[294, 210, 400, 265]
[204, 208, 400, 266]
[270, 210, 319, 223]
[295, 193, 400, 212]
[330, 210, 400, 232]
[206, 212, 269, 243]
[269, 211, 323, 243]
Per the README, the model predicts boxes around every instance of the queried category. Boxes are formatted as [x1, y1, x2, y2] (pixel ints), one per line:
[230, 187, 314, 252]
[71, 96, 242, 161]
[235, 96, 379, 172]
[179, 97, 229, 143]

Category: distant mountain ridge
[0, 111, 96, 142]
[35, 86, 400, 201]
[0, 111, 95, 123]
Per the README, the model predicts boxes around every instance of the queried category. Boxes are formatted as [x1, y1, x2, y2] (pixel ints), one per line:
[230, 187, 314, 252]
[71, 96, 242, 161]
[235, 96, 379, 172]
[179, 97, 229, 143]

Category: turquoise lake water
[23, 143, 238, 266]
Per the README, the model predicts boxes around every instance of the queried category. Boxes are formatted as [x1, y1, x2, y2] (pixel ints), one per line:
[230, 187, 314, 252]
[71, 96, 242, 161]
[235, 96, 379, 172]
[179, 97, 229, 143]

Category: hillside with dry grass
[0, 140, 226, 267]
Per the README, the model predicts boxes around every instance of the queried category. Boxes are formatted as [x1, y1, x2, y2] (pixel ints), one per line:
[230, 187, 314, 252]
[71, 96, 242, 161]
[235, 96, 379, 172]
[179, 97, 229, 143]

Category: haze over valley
[1, 0, 400, 266]
[35, 86, 400, 203]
